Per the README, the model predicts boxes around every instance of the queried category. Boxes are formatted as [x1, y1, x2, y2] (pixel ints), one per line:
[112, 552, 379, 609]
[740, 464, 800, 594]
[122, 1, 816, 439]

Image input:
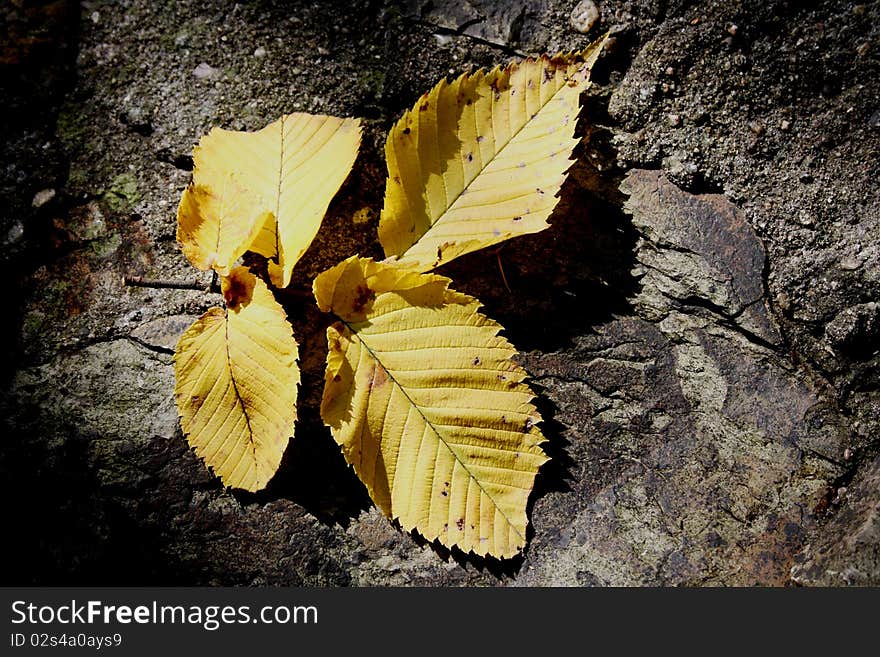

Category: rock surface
[1, 0, 877, 585]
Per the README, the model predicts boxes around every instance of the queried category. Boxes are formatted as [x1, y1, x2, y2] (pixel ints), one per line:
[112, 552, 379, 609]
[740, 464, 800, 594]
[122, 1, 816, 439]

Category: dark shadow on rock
[1, 0, 81, 389]
[436, 126, 640, 354]
[0, 412, 184, 584]
[527, 381, 575, 498]
[408, 528, 525, 580]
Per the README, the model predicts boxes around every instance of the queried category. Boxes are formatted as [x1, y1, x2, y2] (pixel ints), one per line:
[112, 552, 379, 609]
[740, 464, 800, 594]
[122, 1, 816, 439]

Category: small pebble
[839, 256, 862, 271]
[4, 221, 24, 244]
[669, 114, 681, 127]
[726, 24, 738, 36]
[193, 62, 218, 79]
[748, 120, 765, 136]
[797, 211, 814, 226]
[91, 11, 100, 24]
[317, 46, 330, 56]
[776, 292, 791, 312]
[570, 0, 600, 34]
[665, 66, 675, 76]
[780, 119, 791, 131]
[32, 188, 56, 208]
[799, 172, 814, 183]
[253, 46, 267, 58]
[844, 448, 853, 461]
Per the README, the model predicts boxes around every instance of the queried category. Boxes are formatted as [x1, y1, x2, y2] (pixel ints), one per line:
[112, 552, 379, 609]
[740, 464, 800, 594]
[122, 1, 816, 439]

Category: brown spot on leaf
[456, 518, 465, 531]
[402, 127, 410, 135]
[473, 357, 481, 365]
[223, 274, 251, 310]
[352, 285, 375, 313]
[368, 364, 388, 391]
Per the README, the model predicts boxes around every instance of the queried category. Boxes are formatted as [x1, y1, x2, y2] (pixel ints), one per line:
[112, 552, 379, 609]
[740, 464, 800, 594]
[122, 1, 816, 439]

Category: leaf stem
[495, 250, 512, 294]
[122, 274, 221, 294]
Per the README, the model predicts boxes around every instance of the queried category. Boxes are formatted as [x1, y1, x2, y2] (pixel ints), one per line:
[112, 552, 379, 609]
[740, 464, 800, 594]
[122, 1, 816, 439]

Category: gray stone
[192, 62, 218, 79]
[570, 1, 600, 34]
[622, 170, 781, 345]
[32, 188, 56, 208]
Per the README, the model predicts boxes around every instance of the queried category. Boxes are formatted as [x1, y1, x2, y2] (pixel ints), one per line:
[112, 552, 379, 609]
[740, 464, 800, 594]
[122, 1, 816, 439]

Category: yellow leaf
[174, 266, 299, 491]
[192, 113, 362, 287]
[314, 256, 548, 558]
[379, 38, 606, 271]
[176, 179, 272, 275]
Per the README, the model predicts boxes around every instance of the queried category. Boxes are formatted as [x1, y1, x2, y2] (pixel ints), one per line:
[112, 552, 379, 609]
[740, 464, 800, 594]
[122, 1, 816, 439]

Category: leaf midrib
[224, 308, 259, 483]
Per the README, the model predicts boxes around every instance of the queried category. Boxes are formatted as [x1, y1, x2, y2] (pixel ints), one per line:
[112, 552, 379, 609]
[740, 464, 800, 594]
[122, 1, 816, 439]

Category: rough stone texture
[1, 0, 877, 585]
[402, 0, 544, 48]
[791, 454, 880, 586]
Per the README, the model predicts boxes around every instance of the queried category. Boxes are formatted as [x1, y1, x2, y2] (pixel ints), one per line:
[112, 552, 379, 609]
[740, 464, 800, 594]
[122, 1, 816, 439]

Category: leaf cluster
[170, 39, 606, 558]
